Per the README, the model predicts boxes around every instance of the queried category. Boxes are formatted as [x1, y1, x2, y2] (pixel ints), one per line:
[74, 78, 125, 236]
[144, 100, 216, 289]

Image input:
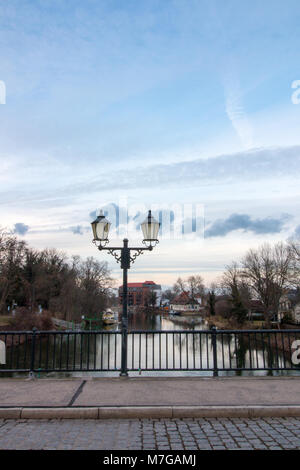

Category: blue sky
[0, 0, 300, 286]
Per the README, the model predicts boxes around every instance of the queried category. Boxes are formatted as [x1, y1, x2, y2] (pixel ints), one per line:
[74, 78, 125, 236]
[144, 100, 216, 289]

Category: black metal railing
[126, 328, 300, 375]
[1, 328, 300, 376]
[0, 330, 122, 373]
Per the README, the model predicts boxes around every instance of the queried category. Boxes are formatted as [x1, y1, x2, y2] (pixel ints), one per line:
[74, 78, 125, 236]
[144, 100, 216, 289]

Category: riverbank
[0, 316, 10, 329]
[204, 315, 300, 358]
[206, 315, 267, 330]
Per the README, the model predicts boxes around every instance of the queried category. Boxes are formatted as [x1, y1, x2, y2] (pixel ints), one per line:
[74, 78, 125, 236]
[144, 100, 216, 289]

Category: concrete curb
[98, 407, 173, 419]
[0, 408, 22, 419]
[171, 406, 300, 419]
[21, 408, 99, 419]
[1, 405, 300, 419]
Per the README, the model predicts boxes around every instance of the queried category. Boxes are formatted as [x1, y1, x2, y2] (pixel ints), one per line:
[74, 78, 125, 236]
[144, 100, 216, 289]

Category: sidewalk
[1, 376, 300, 419]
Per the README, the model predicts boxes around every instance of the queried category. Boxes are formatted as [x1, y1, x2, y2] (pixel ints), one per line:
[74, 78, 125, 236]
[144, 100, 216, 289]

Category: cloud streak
[205, 213, 291, 238]
[1, 145, 299, 208]
[65, 145, 300, 195]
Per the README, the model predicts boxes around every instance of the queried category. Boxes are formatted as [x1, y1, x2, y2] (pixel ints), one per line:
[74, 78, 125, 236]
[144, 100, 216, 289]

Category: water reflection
[1, 311, 299, 378]
[92, 312, 300, 377]
[102, 311, 205, 332]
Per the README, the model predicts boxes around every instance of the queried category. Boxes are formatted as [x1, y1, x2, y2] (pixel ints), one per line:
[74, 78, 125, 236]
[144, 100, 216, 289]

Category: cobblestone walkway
[0, 417, 300, 450]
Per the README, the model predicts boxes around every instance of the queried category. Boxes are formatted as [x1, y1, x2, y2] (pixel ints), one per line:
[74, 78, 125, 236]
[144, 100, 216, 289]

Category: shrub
[281, 313, 293, 325]
[38, 310, 54, 330]
[9, 307, 54, 330]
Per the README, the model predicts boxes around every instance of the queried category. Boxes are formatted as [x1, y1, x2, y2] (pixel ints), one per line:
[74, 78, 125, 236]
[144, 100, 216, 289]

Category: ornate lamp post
[91, 210, 160, 376]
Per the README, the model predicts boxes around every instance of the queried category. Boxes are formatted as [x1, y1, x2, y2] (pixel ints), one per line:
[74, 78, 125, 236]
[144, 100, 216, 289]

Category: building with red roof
[170, 291, 205, 313]
[119, 281, 162, 307]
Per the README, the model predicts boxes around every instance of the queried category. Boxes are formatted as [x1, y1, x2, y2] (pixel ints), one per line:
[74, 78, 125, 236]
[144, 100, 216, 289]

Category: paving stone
[0, 417, 300, 449]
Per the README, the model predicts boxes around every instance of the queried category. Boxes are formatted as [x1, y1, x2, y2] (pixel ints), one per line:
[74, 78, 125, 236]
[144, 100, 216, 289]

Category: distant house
[247, 299, 284, 322]
[170, 291, 205, 313]
[278, 290, 300, 324]
[247, 300, 265, 321]
[294, 303, 300, 324]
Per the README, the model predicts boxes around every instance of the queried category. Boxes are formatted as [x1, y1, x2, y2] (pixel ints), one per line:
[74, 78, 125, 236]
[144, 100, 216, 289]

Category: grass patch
[206, 315, 266, 330]
[0, 316, 11, 327]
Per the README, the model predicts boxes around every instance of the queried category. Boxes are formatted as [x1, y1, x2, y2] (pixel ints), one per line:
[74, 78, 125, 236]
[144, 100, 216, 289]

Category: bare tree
[161, 289, 176, 303]
[173, 275, 205, 299]
[77, 257, 114, 318]
[288, 239, 300, 285]
[144, 290, 157, 309]
[21, 248, 42, 311]
[222, 263, 251, 304]
[241, 242, 293, 326]
[0, 231, 27, 314]
[187, 275, 205, 299]
[220, 263, 250, 324]
[37, 248, 69, 311]
[173, 277, 187, 295]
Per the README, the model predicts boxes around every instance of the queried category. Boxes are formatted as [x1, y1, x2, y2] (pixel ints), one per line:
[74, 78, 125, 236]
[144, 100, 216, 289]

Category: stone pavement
[1, 376, 300, 408]
[1, 417, 300, 450]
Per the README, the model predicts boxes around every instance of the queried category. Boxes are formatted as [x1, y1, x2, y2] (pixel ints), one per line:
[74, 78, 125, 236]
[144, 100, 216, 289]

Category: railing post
[211, 325, 218, 377]
[29, 327, 37, 379]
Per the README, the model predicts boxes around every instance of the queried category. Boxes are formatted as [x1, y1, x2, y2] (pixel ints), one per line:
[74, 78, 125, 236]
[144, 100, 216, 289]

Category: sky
[0, 0, 300, 288]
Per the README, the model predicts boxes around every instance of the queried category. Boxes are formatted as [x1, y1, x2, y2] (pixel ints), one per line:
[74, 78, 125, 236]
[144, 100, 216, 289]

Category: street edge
[1, 405, 300, 419]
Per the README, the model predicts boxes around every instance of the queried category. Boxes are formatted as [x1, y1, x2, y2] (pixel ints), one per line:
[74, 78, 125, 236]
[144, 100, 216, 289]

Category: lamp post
[91, 210, 160, 376]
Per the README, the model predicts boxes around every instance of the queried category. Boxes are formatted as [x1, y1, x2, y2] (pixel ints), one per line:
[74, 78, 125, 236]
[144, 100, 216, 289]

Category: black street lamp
[91, 210, 160, 376]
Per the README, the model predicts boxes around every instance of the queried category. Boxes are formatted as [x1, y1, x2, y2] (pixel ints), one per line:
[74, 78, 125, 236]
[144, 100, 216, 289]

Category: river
[1, 311, 299, 377]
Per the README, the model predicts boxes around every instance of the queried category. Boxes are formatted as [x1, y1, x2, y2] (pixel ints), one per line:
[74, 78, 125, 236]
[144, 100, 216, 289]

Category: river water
[1, 312, 299, 377]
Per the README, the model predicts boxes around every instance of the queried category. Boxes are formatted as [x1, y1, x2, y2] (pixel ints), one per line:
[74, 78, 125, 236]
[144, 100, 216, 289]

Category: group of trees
[143, 290, 158, 309]
[0, 229, 114, 321]
[1, 223, 299, 327]
[220, 241, 300, 326]
[162, 275, 205, 303]
[162, 240, 300, 326]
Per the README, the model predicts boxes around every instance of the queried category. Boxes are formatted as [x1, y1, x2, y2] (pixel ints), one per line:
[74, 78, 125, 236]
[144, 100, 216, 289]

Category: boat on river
[102, 309, 118, 325]
[169, 310, 181, 316]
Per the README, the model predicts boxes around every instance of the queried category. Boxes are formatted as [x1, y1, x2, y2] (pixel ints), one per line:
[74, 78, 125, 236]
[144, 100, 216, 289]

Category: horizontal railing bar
[1, 367, 298, 372]
[215, 368, 300, 371]
[0, 331, 34, 335]
[0, 330, 122, 335]
[209, 329, 300, 334]
[1, 329, 300, 335]
[128, 329, 300, 334]
[29, 369, 119, 372]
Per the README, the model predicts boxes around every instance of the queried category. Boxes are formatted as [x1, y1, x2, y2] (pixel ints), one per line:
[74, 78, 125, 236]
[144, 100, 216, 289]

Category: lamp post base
[119, 371, 129, 377]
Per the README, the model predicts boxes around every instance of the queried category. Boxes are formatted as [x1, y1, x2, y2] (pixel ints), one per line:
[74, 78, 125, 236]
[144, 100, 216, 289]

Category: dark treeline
[0, 228, 114, 321]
